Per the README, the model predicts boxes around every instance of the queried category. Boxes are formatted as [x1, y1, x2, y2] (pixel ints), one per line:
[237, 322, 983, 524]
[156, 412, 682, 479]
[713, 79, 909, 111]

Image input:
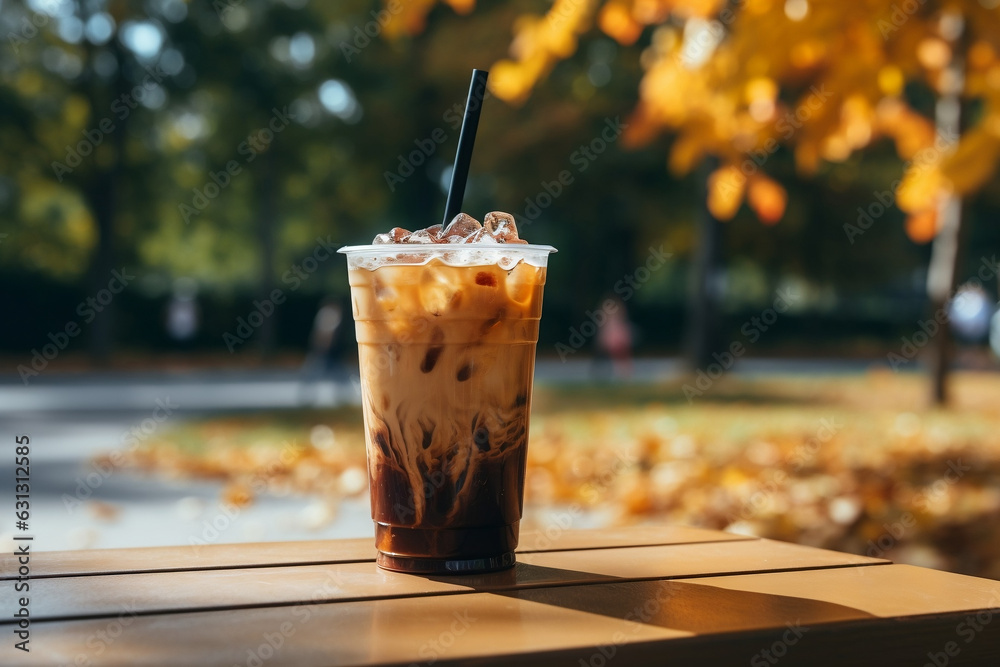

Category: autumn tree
[395, 0, 1000, 403]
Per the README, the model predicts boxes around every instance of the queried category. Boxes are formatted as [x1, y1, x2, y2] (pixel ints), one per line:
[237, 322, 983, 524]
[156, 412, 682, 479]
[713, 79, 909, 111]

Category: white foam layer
[339, 244, 557, 271]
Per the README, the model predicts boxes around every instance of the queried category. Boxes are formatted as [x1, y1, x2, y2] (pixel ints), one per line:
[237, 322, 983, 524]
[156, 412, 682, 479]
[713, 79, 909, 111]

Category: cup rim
[338, 243, 557, 255]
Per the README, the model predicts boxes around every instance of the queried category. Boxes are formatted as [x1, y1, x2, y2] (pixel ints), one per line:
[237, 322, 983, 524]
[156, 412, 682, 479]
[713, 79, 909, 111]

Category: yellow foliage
[405, 0, 1000, 232]
[489, 0, 598, 105]
[939, 121, 1000, 195]
[707, 164, 745, 220]
[381, 0, 441, 39]
[598, 1, 643, 45]
[875, 100, 936, 160]
[896, 162, 947, 215]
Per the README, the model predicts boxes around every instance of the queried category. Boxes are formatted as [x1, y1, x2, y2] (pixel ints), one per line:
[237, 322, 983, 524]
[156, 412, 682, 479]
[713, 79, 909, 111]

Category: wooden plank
[518, 524, 751, 552]
[4, 589, 689, 666]
[0, 538, 374, 581]
[0, 538, 376, 581]
[669, 563, 1000, 618]
[14, 539, 883, 622]
[9, 565, 1000, 666]
[517, 538, 886, 580]
[0, 525, 748, 580]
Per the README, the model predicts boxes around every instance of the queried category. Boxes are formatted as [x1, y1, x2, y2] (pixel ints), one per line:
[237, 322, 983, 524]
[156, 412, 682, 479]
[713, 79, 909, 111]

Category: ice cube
[373, 227, 411, 244]
[373, 279, 399, 312]
[483, 211, 525, 244]
[505, 263, 536, 305]
[464, 228, 498, 244]
[419, 267, 462, 314]
[442, 213, 482, 242]
[406, 224, 445, 244]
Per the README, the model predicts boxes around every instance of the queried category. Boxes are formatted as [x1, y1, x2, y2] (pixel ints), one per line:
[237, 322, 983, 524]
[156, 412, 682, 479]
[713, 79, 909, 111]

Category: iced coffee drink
[340, 212, 554, 574]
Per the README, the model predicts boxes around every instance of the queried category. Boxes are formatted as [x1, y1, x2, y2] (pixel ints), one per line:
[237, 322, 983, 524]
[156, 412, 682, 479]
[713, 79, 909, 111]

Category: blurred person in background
[299, 298, 346, 405]
[166, 278, 200, 347]
[595, 297, 633, 379]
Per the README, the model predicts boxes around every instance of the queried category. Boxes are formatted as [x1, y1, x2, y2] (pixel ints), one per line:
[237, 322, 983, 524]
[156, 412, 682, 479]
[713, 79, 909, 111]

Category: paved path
[0, 412, 373, 553]
[0, 357, 887, 552]
[0, 358, 886, 415]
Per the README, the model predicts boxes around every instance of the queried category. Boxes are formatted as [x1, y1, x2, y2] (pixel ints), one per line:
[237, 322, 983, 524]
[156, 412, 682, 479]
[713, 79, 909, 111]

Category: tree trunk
[81, 31, 126, 365]
[926, 197, 964, 405]
[926, 13, 968, 406]
[685, 160, 724, 370]
[256, 148, 277, 358]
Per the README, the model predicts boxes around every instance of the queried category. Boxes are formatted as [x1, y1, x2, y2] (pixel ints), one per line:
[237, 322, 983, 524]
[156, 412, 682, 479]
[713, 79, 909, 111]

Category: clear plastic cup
[339, 243, 555, 574]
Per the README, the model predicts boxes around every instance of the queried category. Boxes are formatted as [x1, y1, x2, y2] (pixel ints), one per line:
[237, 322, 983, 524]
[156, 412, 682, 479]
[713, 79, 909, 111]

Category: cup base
[374, 522, 519, 575]
[377, 550, 515, 575]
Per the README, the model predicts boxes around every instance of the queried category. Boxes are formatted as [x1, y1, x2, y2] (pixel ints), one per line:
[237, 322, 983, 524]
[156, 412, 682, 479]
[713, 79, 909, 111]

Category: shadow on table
[426, 562, 877, 635]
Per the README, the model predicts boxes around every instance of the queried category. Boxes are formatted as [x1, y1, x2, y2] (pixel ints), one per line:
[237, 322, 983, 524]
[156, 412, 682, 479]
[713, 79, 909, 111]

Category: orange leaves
[706, 165, 786, 224]
[598, 1, 643, 45]
[380, 0, 476, 38]
[747, 174, 787, 224]
[896, 116, 1000, 243]
[707, 164, 745, 220]
[489, 0, 598, 105]
[940, 121, 1000, 196]
[905, 208, 939, 244]
[667, 130, 706, 175]
[896, 161, 946, 214]
[381, 0, 439, 39]
[442, 0, 475, 14]
[876, 100, 936, 160]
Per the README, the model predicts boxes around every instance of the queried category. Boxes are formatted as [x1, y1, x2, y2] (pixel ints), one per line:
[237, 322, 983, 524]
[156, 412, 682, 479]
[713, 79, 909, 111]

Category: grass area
[112, 370, 1000, 580]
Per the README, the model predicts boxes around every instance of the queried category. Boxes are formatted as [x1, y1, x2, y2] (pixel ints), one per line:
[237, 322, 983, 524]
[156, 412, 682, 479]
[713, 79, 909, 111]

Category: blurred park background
[2, 0, 1000, 579]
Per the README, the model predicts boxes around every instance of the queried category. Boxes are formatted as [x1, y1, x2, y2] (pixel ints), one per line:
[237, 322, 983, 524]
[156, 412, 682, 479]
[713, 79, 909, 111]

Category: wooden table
[3, 525, 999, 666]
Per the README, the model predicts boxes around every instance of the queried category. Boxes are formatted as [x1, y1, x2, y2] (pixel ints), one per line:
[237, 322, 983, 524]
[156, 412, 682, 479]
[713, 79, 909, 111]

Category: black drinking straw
[442, 69, 489, 228]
